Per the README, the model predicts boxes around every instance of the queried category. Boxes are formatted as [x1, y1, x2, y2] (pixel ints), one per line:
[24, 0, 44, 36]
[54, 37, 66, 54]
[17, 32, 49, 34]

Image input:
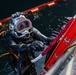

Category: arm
[4, 31, 30, 53]
[32, 27, 52, 45]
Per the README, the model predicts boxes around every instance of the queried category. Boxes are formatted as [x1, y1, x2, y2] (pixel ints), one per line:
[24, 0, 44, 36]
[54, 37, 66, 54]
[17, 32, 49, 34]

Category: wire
[67, 44, 76, 49]
[0, 31, 6, 36]
[0, 52, 10, 58]
[0, 52, 18, 59]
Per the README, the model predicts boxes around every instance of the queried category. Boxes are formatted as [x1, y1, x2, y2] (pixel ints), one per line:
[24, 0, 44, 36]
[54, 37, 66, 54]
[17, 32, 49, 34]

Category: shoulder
[4, 31, 12, 37]
[32, 27, 40, 34]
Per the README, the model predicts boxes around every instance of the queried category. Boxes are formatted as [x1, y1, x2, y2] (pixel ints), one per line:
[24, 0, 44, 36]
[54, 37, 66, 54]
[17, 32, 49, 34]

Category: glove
[31, 41, 44, 51]
[47, 37, 52, 45]
[20, 44, 31, 52]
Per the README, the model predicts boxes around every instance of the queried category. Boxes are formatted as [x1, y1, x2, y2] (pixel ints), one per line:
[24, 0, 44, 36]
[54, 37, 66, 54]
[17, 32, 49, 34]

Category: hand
[47, 37, 52, 45]
[31, 41, 44, 51]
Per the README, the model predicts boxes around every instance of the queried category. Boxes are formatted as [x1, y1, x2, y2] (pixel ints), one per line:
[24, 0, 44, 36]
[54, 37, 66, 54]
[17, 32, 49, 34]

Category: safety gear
[9, 12, 32, 39]
[31, 41, 44, 51]
[47, 37, 52, 45]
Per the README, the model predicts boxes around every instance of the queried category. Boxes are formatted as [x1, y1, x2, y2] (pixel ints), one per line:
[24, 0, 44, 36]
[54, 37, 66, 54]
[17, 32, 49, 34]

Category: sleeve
[4, 32, 19, 52]
[4, 32, 30, 53]
[32, 27, 52, 45]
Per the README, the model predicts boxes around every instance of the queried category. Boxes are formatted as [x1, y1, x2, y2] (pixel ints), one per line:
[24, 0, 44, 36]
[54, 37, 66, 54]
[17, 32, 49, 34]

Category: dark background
[0, 0, 51, 20]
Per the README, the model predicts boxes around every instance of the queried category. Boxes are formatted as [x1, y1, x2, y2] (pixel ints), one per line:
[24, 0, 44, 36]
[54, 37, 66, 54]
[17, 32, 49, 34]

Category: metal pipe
[31, 17, 74, 63]
[45, 41, 76, 75]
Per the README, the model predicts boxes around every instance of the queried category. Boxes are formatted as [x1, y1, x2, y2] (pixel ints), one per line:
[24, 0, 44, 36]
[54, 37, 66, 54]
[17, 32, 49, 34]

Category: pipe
[31, 54, 43, 63]
[31, 16, 75, 63]
[45, 41, 76, 75]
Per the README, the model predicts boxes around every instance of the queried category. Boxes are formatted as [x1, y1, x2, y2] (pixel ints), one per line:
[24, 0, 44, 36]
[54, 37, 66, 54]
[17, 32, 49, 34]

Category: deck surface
[60, 54, 76, 75]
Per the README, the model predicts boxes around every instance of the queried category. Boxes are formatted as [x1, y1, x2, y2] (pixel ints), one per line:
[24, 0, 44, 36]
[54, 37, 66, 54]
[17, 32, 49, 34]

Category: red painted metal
[42, 18, 74, 56]
[47, 2, 55, 6]
[30, 8, 39, 12]
[44, 17, 76, 71]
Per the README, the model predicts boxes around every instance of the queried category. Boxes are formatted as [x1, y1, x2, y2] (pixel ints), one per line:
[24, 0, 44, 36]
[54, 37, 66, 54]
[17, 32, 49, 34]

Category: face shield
[9, 14, 32, 39]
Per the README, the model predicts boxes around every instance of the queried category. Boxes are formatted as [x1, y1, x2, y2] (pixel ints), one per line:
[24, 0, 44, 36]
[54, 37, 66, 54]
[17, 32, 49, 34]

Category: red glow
[47, 2, 55, 6]
[31, 8, 39, 12]
[0, 22, 2, 26]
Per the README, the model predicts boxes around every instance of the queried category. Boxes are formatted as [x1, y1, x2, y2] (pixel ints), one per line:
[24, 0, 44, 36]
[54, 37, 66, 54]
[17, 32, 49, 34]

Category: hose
[0, 52, 10, 58]
[31, 43, 76, 63]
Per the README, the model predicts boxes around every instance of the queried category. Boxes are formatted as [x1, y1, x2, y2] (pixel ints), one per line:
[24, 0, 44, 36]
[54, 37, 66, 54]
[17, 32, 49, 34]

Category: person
[4, 12, 52, 75]
[4, 12, 52, 57]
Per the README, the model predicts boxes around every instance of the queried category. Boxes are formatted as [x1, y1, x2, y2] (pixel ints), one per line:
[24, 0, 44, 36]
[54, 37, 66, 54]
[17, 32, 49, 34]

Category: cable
[0, 52, 10, 58]
[0, 52, 18, 59]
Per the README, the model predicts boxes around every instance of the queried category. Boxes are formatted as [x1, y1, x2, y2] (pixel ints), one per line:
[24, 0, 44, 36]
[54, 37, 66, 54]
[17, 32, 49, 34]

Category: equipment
[9, 12, 32, 39]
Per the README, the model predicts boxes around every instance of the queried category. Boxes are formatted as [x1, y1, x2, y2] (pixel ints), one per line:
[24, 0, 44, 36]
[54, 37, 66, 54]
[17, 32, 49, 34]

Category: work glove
[31, 41, 44, 51]
[47, 37, 52, 45]
[20, 44, 31, 52]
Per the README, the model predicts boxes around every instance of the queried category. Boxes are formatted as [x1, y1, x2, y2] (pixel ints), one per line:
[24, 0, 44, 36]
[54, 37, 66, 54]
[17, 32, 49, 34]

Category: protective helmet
[9, 12, 32, 39]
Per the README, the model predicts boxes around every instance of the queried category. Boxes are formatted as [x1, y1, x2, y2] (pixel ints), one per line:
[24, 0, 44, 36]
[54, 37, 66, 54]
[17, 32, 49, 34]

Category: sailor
[4, 12, 52, 54]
